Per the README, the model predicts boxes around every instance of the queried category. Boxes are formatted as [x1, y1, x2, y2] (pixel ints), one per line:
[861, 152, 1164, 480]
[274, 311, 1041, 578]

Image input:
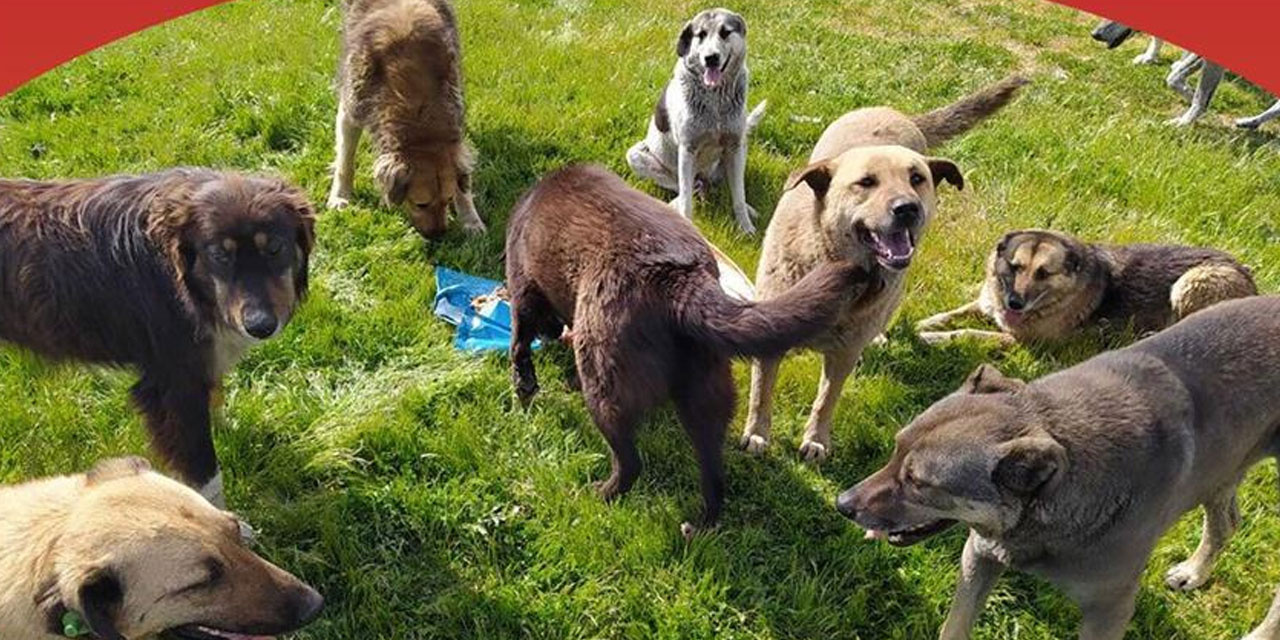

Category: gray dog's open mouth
[702, 55, 729, 87]
[858, 225, 915, 271]
[864, 519, 957, 547]
[166, 625, 275, 640]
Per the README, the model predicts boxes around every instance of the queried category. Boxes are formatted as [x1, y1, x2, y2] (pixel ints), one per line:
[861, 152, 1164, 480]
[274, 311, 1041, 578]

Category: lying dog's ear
[995, 230, 1019, 255]
[927, 158, 964, 191]
[86, 456, 151, 486]
[374, 154, 410, 206]
[77, 569, 125, 640]
[993, 435, 1066, 496]
[676, 21, 694, 57]
[962, 364, 1025, 394]
[784, 161, 834, 199]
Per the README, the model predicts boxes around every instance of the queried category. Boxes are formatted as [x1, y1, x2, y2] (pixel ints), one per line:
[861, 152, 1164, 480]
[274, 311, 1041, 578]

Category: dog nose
[835, 489, 859, 520]
[704, 53, 721, 68]
[288, 585, 324, 626]
[1005, 293, 1025, 311]
[242, 308, 278, 339]
[890, 199, 921, 226]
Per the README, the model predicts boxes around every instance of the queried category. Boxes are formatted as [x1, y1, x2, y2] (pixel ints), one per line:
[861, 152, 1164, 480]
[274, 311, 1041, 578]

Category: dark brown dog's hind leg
[509, 283, 559, 407]
[131, 373, 217, 496]
[574, 339, 645, 501]
[673, 355, 735, 531]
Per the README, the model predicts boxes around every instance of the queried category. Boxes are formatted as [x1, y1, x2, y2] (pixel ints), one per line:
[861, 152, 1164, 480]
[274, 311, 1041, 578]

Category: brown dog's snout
[286, 584, 324, 627]
[241, 305, 279, 339]
[836, 487, 860, 519]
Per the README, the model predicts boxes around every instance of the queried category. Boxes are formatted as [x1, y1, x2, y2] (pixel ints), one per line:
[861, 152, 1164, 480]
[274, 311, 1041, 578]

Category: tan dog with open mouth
[740, 75, 1027, 462]
[840, 296, 1280, 640]
[0, 457, 322, 640]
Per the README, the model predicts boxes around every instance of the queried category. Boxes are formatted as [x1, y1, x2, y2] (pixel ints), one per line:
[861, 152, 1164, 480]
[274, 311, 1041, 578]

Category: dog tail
[746, 100, 768, 134]
[913, 75, 1030, 148]
[676, 261, 870, 358]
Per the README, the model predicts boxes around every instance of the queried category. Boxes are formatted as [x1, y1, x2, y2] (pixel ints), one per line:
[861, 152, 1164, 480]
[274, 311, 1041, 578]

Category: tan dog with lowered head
[0, 457, 322, 640]
[741, 75, 1027, 462]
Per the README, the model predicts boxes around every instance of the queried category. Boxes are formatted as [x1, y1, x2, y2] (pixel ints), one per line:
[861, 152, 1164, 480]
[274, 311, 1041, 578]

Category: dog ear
[1063, 246, 1083, 274]
[85, 457, 152, 486]
[995, 230, 1019, 255]
[676, 21, 694, 57]
[993, 436, 1066, 496]
[77, 569, 125, 640]
[927, 158, 964, 191]
[292, 198, 316, 299]
[784, 161, 834, 199]
[373, 153, 410, 206]
[962, 364, 1025, 395]
[725, 13, 746, 36]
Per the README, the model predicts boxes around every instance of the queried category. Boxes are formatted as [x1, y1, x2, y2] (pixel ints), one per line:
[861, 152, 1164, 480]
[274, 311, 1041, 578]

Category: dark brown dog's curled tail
[913, 74, 1030, 148]
[677, 261, 869, 357]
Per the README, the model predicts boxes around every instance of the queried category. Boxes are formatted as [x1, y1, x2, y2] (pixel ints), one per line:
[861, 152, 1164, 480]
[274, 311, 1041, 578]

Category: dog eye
[696, 30, 707, 40]
[910, 172, 925, 186]
[206, 246, 233, 266]
[265, 237, 284, 256]
[856, 176, 877, 188]
[1034, 267, 1049, 280]
[720, 27, 732, 39]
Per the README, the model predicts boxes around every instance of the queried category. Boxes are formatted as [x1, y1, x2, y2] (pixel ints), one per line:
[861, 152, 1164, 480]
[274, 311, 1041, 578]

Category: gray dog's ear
[993, 436, 1066, 496]
[374, 153, 410, 206]
[676, 21, 694, 57]
[86, 457, 151, 486]
[784, 161, 834, 199]
[927, 158, 964, 191]
[77, 569, 125, 640]
[962, 364, 1025, 394]
[724, 13, 746, 36]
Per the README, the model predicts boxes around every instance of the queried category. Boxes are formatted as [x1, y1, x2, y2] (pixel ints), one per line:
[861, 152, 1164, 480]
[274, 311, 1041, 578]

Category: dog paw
[461, 220, 487, 235]
[1165, 560, 1212, 591]
[735, 208, 758, 234]
[869, 333, 889, 347]
[513, 378, 539, 408]
[741, 433, 769, 455]
[1165, 115, 1195, 128]
[799, 440, 829, 464]
[326, 195, 351, 210]
[1236, 117, 1262, 130]
[680, 521, 698, 541]
[1132, 53, 1158, 65]
[594, 478, 622, 501]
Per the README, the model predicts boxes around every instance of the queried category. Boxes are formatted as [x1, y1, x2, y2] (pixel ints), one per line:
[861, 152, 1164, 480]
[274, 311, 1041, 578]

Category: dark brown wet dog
[506, 165, 869, 533]
[0, 169, 314, 505]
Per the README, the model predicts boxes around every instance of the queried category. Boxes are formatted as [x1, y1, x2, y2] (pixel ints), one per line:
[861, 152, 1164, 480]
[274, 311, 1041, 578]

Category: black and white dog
[626, 8, 766, 234]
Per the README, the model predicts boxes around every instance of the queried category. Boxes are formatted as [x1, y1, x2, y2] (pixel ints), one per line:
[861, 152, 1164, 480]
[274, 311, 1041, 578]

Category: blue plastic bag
[432, 267, 539, 353]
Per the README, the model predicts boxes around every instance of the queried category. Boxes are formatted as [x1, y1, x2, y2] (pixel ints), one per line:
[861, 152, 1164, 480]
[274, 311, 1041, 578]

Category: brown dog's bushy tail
[913, 74, 1030, 148]
[676, 261, 870, 358]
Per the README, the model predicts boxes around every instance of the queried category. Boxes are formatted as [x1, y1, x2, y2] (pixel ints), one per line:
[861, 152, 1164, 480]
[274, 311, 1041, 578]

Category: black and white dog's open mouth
[863, 519, 957, 547]
[702, 55, 730, 87]
[858, 225, 916, 271]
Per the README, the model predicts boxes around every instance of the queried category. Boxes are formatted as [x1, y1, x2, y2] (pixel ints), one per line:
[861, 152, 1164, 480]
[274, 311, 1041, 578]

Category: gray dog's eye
[720, 27, 732, 39]
[696, 30, 707, 40]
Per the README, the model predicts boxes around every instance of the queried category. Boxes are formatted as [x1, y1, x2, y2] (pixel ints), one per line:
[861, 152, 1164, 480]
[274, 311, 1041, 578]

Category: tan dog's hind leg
[1171, 265, 1257, 320]
[939, 533, 1006, 640]
[918, 329, 1016, 347]
[1166, 488, 1242, 591]
[1244, 588, 1280, 640]
[740, 356, 781, 454]
[798, 348, 859, 463]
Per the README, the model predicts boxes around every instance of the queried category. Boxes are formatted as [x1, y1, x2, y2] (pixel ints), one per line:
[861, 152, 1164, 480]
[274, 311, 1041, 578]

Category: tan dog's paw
[741, 433, 769, 455]
[798, 440, 829, 464]
[326, 194, 351, 210]
[461, 219, 487, 235]
[1165, 560, 1212, 591]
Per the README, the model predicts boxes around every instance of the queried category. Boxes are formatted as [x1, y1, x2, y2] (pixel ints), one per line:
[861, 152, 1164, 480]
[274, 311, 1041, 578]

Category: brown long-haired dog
[506, 165, 869, 534]
[327, 0, 486, 238]
[0, 169, 315, 506]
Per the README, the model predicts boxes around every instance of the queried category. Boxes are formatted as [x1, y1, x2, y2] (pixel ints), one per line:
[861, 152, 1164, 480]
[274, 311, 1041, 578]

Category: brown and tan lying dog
[740, 75, 1028, 463]
[506, 165, 868, 533]
[916, 229, 1256, 345]
[328, 0, 486, 238]
[0, 457, 322, 640]
[840, 296, 1280, 640]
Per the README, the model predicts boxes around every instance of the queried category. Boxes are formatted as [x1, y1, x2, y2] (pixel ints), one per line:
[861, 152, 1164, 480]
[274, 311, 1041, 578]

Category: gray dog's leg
[627, 141, 679, 191]
[327, 101, 362, 209]
[1077, 584, 1139, 640]
[671, 145, 698, 219]
[1238, 99, 1280, 129]
[1170, 61, 1225, 126]
[723, 140, 757, 234]
[1166, 488, 1242, 590]
[1244, 587, 1280, 640]
[1133, 37, 1163, 65]
[1167, 53, 1202, 102]
[939, 534, 1006, 640]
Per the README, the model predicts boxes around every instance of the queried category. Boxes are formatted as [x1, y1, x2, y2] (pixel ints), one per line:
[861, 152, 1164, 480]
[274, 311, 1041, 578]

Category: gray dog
[626, 8, 766, 234]
[840, 296, 1280, 639]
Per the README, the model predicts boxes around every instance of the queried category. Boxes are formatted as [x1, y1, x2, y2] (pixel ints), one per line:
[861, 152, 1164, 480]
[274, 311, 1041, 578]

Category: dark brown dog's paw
[512, 375, 539, 408]
[594, 478, 624, 502]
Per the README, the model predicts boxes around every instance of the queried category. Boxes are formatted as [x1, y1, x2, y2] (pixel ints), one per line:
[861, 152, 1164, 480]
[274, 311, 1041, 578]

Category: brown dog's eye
[856, 176, 877, 188]
[1034, 267, 1049, 281]
[206, 245, 233, 266]
[265, 237, 284, 257]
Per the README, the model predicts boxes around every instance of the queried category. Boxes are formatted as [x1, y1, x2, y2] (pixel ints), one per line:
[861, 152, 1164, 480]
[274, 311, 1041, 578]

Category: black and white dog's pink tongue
[703, 66, 723, 86]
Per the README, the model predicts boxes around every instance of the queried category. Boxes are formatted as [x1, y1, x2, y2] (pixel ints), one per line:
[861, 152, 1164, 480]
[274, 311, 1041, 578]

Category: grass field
[2, 0, 1279, 637]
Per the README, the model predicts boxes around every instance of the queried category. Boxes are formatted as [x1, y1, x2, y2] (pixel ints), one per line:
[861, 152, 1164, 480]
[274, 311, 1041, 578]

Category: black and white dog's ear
[676, 21, 694, 57]
[725, 13, 746, 37]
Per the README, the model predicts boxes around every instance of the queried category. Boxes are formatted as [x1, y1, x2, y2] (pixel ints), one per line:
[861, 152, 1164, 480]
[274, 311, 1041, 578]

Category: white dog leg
[1133, 37, 1163, 65]
[672, 145, 697, 220]
[725, 141, 756, 234]
[1169, 61, 1224, 127]
[328, 102, 361, 209]
[1237, 99, 1280, 129]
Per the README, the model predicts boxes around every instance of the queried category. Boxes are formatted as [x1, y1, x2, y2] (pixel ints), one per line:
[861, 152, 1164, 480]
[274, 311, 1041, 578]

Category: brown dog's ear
[292, 197, 316, 299]
[927, 158, 964, 191]
[374, 154, 410, 206]
[993, 436, 1066, 496]
[962, 364, 1025, 395]
[86, 457, 151, 486]
[676, 21, 694, 57]
[994, 230, 1019, 255]
[784, 161, 834, 199]
[77, 569, 125, 640]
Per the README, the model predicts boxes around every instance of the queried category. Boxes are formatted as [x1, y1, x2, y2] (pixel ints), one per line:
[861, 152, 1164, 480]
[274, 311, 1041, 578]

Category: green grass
[2, 0, 1279, 638]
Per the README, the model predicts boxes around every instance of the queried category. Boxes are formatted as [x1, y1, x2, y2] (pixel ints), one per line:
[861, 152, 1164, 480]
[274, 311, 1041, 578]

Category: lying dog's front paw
[1165, 560, 1212, 591]
[741, 433, 769, 455]
[798, 440, 829, 464]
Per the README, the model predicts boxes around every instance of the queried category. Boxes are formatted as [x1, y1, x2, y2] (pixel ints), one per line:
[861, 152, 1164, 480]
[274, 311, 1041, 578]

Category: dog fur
[506, 165, 869, 533]
[1090, 20, 1165, 65]
[739, 75, 1027, 463]
[1164, 53, 1280, 129]
[0, 457, 322, 640]
[916, 229, 1256, 345]
[328, 0, 486, 238]
[839, 296, 1280, 640]
[626, 8, 767, 234]
[0, 169, 315, 505]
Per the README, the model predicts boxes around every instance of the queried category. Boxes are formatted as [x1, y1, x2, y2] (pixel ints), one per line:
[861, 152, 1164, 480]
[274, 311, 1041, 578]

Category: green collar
[61, 610, 92, 638]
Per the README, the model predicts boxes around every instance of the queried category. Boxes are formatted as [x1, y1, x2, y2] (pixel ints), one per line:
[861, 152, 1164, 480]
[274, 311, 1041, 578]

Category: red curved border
[0, 1, 1276, 98]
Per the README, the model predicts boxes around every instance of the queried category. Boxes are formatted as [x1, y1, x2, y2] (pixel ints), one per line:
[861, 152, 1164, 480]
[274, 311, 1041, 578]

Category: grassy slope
[1, 0, 1279, 637]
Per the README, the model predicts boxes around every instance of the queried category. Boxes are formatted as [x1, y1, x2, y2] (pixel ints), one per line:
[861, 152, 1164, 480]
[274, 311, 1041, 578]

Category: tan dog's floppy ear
[962, 364, 1025, 394]
[993, 435, 1066, 496]
[77, 569, 125, 640]
[927, 158, 964, 191]
[374, 153, 410, 206]
[86, 456, 151, 486]
[676, 21, 694, 57]
[784, 161, 834, 199]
